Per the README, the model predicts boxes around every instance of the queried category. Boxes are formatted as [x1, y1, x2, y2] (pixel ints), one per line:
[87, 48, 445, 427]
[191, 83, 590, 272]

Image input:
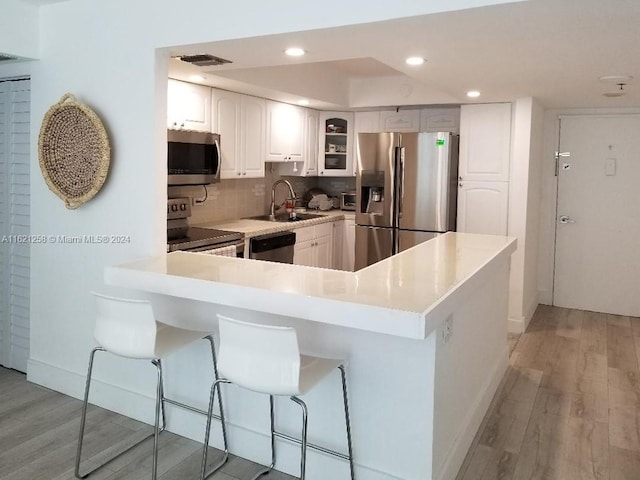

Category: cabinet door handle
[242, 172, 247, 176]
[459, 175, 463, 180]
[459, 182, 463, 187]
[237, 172, 241, 176]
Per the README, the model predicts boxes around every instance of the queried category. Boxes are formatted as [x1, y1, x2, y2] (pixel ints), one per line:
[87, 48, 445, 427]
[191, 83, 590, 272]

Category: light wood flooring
[456, 305, 640, 480]
[2, 305, 640, 480]
[0, 366, 295, 480]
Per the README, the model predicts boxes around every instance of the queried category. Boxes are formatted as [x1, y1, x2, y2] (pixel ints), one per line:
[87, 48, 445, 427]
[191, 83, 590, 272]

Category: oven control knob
[180, 204, 187, 211]
[171, 204, 178, 212]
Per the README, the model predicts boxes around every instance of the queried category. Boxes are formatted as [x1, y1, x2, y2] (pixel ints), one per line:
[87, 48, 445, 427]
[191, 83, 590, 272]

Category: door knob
[559, 215, 576, 224]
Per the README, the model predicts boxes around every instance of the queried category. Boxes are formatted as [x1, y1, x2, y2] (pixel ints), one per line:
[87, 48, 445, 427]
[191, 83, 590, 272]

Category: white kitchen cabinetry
[318, 112, 354, 177]
[456, 181, 509, 235]
[293, 223, 333, 269]
[419, 107, 461, 134]
[167, 79, 212, 132]
[456, 103, 511, 236]
[458, 103, 511, 182]
[332, 221, 344, 270]
[379, 110, 420, 132]
[277, 109, 318, 177]
[354, 111, 381, 134]
[342, 218, 355, 271]
[331, 219, 355, 271]
[266, 101, 305, 163]
[212, 89, 265, 179]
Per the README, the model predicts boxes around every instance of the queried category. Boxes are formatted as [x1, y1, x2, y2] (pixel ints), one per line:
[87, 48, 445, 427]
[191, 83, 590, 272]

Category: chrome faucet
[269, 179, 296, 218]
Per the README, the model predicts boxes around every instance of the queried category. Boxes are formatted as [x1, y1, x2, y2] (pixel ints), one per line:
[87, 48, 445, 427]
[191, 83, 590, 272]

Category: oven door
[167, 130, 221, 186]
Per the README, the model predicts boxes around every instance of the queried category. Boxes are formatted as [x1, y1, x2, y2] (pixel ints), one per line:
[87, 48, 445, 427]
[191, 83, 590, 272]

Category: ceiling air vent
[178, 54, 232, 67]
[0, 54, 18, 62]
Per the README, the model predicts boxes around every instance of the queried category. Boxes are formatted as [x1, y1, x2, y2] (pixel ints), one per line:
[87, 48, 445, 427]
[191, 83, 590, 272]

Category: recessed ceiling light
[405, 57, 425, 66]
[285, 47, 306, 57]
[189, 75, 206, 83]
[466, 90, 481, 98]
[599, 75, 633, 84]
[297, 99, 310, 106]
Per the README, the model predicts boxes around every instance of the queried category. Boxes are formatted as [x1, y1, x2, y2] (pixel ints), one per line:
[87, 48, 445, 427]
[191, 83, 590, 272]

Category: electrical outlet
[442, 316, 453, 344]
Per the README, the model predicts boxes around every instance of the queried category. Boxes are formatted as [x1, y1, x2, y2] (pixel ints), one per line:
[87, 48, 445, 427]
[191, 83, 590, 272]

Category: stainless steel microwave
[167, 130, 221, 186]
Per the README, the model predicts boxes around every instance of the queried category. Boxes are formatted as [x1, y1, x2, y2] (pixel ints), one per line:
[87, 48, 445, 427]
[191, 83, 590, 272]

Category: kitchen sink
[246, 213, 327, 222]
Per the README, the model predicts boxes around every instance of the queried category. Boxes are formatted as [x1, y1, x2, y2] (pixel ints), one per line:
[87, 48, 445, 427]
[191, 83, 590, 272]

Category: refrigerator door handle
[398, 146, 405, 219]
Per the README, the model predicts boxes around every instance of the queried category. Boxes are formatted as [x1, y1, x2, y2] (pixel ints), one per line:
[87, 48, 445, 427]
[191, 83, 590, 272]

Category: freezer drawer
[355, 225, 393, 270]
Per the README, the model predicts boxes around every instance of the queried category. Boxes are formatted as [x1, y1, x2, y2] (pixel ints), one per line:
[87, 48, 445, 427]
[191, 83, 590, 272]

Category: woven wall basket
[38, 93, 111, 209]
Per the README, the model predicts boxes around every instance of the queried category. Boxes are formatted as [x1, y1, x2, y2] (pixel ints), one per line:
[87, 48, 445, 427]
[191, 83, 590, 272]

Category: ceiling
[18, 0, 68, 5]
[168, 0, 640, 110]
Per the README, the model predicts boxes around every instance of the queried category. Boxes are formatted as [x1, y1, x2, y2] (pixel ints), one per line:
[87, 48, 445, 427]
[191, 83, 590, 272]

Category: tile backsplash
[169, 167, 357, 225]
[168, 176, 270, 225]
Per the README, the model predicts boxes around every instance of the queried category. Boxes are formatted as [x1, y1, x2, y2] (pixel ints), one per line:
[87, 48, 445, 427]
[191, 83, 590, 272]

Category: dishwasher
[249, 231, 296, 264]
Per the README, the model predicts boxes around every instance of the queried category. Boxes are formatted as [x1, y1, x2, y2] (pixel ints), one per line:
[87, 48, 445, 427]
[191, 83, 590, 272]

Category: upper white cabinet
[167, 79, 212, 132]
[212, 89, 265, 179]
[459, 103, 512, 182]
[379, 110, 420, 132]
[419, 107, 461, 134]
[456, 181, 509, 235]
[318, 112, 354, 177]
[277, 109, 318, 177]
[354, 111, 381, 134]
[266, 101, 305, 163]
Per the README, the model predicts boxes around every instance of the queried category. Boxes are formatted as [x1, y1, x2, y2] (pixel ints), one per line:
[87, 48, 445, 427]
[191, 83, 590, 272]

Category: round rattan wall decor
[38, 93, 111, 210]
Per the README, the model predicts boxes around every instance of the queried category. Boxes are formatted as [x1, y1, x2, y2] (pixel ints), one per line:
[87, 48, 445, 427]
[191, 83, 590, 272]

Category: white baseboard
[434, 347, 509, 480]
[507, 316, 524, 334]
[27, 358, 401, 480]
[508, 298, 540, 334]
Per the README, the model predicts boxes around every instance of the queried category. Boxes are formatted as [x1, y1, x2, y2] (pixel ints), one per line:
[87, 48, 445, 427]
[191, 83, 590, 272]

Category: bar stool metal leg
[338, 365, 355, 480]
[201, 378, 231, 480]
[151, 359, 164, 480]
[75, 347, 105, 478]
[75, 349, 164, 479]
[290, 396, 309, 480]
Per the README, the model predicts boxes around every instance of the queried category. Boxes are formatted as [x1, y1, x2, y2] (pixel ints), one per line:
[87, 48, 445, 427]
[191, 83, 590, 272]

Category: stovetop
[167, 227, 244, 252]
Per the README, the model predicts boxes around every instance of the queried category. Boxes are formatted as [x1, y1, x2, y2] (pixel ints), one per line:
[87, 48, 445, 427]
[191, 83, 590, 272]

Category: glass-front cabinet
[318, 112, 354, 177]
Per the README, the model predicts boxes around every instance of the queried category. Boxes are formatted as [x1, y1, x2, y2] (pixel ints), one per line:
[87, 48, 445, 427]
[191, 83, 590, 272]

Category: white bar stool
[75, 292, 229, 479]
[201, 314, 355, 480]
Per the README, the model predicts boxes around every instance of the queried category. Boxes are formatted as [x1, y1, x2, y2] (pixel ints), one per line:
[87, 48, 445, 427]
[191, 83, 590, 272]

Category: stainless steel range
[167, 198, 245, 256]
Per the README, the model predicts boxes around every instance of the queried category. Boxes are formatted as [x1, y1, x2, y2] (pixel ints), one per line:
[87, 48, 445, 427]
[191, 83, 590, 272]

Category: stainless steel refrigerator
[355, 132, 459, 270]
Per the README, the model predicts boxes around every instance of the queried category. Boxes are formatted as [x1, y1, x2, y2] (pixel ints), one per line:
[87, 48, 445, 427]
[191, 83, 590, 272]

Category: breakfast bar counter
[105, 232, 516, 480]
[106, 232, 515, 339]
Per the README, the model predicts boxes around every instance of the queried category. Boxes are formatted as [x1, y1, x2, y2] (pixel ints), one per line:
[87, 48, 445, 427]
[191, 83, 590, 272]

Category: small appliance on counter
[340, 191, 357, 211]
[167, 197, 244, 256]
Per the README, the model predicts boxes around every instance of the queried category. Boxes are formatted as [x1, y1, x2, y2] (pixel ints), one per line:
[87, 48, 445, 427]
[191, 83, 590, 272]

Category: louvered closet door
[0, 78, 30, 372]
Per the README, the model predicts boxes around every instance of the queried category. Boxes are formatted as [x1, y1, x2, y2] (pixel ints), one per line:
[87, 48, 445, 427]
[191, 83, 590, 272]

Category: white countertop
[195, 210, 355, 239]
[106, 232, 516, 339]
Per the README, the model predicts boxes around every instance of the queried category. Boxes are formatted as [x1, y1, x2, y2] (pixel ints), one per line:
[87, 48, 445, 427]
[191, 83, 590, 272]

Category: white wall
[0, 0, 39, 59]
[507, 97, 544, 332]
[537, 106, 640, 305]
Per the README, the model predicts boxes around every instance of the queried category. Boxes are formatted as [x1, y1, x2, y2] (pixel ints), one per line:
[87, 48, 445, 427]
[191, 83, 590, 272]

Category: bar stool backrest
[216, 315, 301, 395]
[93, 292, 158, 358]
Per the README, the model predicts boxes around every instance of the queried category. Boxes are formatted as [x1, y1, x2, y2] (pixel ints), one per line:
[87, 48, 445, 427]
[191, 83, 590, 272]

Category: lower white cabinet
[293, 222, 333, 269]
[342, 218, 355, 271]
[456, 181, 509, 235]
[331, 218, 355, 271]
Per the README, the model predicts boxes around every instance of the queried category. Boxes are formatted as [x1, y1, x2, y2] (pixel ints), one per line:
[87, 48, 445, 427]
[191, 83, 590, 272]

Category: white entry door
[553, 115, 640, 316]
[0, 78, 31, 372]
